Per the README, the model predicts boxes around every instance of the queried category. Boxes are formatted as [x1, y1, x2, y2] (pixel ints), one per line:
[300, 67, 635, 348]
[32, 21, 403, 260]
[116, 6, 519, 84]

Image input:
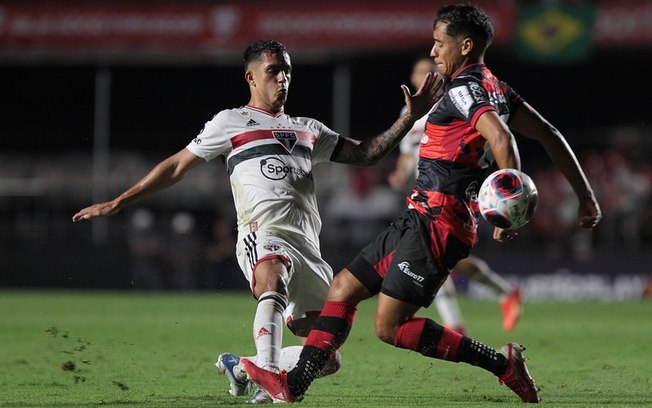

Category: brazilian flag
[514, 4, 595, 64]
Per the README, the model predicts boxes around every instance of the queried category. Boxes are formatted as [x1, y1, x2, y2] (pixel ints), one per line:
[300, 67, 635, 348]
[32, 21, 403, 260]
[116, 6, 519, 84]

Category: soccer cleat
[216, 352, 251, 396]
[241, 358, 295, 403]
[498, 343, 540, 403]
[246, 387, 274, 404]
[500, 289, 523, 331]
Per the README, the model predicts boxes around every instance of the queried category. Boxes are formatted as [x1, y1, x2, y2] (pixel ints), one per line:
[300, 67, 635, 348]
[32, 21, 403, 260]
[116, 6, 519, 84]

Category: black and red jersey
[407, 63, 523, 245]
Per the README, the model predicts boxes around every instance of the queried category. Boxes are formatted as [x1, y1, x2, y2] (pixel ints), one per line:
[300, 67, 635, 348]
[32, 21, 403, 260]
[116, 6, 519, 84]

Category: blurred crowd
[529, 145, 651, 261]
[124, 208, 244, 290]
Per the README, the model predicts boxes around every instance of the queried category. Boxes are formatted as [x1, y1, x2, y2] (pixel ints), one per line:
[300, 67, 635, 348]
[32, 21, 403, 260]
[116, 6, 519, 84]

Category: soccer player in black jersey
[243, 4, 602, 404]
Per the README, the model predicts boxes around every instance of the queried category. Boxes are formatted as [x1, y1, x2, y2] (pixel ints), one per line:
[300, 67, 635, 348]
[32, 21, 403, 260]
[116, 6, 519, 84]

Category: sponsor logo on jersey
[272, 131, 297, 152]
[488, 90, 507, 107]
[468, 81, 487, 104]
[192, 137, 202, 145]
[246, 119, 260, 127]
[449, 85, 476, 118]
[398, 261, 425, 284]
[260, 157, 312, 181]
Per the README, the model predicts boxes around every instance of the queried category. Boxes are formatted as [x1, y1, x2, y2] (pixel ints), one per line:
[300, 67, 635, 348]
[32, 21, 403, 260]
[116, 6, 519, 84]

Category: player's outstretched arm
[332, 71, 445, 165]
[508, 102, 602, 229]
[72, 148, 204, 222]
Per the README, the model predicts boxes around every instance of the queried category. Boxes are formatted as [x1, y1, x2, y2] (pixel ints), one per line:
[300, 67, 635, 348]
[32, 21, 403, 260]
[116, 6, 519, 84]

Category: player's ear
[461, 37, 473, 56]
[245, 70, 255, 87]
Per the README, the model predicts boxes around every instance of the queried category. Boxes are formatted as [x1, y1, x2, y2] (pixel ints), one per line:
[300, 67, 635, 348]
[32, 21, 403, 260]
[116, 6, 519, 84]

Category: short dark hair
[435, 4, 494, 54]
[243, 39, 288, 71]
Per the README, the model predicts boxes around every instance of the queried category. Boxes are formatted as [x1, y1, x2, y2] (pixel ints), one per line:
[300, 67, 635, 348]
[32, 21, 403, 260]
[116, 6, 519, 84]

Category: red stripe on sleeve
[469, 105, 495, 129]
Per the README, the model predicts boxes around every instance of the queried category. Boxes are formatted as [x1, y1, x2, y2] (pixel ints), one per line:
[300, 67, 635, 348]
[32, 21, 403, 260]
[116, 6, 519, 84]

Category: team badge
[272, 131, 297, 152]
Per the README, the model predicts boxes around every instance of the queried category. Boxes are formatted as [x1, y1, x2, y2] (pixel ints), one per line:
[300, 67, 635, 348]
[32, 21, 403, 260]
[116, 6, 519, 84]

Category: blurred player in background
[389, 57, 523, 333]
[243, 4, 601, 404]
[72, 39, 445, 403]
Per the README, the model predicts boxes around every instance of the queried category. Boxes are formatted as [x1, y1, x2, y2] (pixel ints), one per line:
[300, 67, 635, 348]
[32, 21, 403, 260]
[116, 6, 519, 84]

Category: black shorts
[347, 210, 471, 308]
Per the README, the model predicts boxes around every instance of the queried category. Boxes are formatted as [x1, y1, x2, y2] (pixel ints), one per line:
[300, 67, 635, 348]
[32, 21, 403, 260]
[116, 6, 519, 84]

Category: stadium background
[1, 1, 650, 298]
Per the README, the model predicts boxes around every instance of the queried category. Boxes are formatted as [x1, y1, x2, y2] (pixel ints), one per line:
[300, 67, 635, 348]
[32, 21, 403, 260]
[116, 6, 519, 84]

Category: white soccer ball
[477, 169, 538, 230]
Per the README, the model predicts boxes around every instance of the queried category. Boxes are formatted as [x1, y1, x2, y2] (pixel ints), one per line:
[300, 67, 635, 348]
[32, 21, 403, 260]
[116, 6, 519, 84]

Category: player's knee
[253, 258, 289, 297]
[374, 317, 398, 345]
[327, 269, 370, 304]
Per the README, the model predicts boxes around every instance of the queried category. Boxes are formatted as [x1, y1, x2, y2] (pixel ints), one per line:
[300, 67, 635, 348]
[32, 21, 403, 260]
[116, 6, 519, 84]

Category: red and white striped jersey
[186, 105, 340, 247]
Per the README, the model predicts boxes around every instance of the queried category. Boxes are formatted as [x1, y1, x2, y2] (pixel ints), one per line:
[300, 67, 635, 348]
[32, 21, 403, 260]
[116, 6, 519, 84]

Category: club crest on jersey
[272, 131, 297, 152]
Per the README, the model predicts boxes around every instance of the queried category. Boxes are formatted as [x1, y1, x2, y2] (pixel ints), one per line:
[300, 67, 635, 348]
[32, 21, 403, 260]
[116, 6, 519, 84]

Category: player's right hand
[493, 226, 518, 242]
[72, 201, 120, 222]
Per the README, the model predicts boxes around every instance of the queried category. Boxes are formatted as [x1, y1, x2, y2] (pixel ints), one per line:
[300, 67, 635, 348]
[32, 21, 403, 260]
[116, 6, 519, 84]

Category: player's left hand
[577, 197, 602, 229]
[493, 227, 518, 242]
[402, 71, 446, 120]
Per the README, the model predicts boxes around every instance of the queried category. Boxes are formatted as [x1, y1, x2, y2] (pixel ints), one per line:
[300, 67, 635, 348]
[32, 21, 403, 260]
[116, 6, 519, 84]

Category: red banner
[0, 2, 513, 53]
[0, 1, 647, 57]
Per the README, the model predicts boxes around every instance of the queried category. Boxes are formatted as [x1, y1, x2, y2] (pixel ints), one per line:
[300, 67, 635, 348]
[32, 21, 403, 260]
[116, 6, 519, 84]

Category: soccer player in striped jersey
[389, 57, 524, 334]
[72, 39, 445, 402]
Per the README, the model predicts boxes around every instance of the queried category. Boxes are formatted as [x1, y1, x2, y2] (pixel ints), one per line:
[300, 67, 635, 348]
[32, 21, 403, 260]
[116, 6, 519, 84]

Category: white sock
[434, 278, 465, 329]
[253, 291, 287, 372]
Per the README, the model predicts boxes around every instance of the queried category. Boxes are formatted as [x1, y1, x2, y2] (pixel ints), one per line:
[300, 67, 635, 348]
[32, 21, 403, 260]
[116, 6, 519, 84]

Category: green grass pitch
[1, 291, 651, 407]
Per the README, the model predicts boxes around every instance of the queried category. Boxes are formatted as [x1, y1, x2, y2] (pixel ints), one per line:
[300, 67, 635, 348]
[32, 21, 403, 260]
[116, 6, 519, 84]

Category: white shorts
[235, 230, 333, 324]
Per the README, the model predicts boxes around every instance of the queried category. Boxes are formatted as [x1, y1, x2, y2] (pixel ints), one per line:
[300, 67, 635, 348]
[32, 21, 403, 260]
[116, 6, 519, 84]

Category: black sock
[457, 337, 508, 376]
[287, 345, 329, 397]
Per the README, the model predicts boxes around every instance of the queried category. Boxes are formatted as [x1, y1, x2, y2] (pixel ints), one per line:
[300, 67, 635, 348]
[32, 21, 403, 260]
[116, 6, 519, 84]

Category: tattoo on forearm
[333, 115, 413, 165]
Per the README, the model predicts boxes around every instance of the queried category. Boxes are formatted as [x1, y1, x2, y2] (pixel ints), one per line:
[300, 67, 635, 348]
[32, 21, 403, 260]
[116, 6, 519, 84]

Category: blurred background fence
[1, 1, 650, 298]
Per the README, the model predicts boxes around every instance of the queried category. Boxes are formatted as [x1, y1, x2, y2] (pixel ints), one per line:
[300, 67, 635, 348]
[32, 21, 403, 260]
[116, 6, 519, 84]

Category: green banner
[514, 4, 595, 64]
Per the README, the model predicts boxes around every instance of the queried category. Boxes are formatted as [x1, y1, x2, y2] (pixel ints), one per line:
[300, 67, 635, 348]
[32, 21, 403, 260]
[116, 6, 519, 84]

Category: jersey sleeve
[502, 81, 524, 124]
[309, 119, 340, 164]
[446, 77, 494, 129]
[185, 110, 232, 162]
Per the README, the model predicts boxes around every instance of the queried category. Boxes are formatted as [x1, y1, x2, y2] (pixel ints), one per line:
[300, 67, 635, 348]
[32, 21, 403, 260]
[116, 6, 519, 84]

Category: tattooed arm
[331, 71, 445, 165]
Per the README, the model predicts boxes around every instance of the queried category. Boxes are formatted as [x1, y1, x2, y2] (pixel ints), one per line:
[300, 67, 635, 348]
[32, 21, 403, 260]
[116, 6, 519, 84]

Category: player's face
[247, 51, 292, 113]
[430, 21, 466, 77]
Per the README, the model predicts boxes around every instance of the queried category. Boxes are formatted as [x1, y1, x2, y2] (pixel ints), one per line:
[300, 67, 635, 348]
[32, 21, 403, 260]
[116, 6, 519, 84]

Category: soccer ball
[477, 169, 538, 230]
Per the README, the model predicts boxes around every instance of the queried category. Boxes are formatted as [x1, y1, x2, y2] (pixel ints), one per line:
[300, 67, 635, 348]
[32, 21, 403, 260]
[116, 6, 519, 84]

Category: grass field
[1, 291, 651, 407]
